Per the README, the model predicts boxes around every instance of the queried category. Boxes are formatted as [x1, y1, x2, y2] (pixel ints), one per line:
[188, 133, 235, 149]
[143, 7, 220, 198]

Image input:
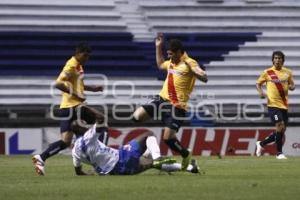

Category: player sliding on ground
[71, 120, 200, 175]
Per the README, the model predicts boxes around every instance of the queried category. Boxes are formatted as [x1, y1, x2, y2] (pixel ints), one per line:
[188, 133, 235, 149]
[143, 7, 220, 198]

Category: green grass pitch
[1, 155, 300, 200]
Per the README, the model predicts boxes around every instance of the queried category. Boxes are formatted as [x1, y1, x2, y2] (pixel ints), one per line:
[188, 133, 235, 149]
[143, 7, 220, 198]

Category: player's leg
[37, 131, 72, 162]
[163, 128, 191, 170]
[134, 131, 161, 160]
[39, 108, 75, 161]
[112, 132, 175, 175]
[275, 109, 288, 159]
[274, 121, 286, 158]
[134, 132, 176, 173]
[132, 106, 151, 122]
[161, 106, 191, 170]
[132, 96, 161, 122]
[32, 108, 75, 175]
[256, 107, 285, 157]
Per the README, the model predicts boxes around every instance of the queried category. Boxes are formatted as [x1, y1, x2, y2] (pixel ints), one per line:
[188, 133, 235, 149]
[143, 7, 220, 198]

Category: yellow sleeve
[56, 65, 75, 82]
[256, 71, 267, 85]
[160, 61, 169, 70]
[185, 59, 199, 70]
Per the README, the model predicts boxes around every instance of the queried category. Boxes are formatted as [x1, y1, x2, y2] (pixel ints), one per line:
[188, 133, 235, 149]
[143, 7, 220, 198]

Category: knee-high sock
[260, 132, 276, 146]
[164, 138, 189, 158]
[146, 136, 161, 160]
[275, 132, 283, 154]
[40, 140, 68, 161]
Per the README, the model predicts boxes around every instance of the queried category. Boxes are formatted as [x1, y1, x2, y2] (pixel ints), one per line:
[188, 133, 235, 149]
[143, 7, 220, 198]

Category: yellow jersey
[159, 52, 199, 110]
[256, 66, 293, 110]
[56, 56, 85, 108]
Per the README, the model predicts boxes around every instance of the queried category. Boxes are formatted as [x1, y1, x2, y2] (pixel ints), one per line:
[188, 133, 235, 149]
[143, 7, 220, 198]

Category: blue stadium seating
[0, 31, 261, 77]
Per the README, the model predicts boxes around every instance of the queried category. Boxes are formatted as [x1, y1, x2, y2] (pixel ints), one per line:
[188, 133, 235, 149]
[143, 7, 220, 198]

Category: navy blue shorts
[58, 106, 96, 134]
[142, 96, 186, 132]
[111, 140, 142, 175]
[268, 107, 288, 125]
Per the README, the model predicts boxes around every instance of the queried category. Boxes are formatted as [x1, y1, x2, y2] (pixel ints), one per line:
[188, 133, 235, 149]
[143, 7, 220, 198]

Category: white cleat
[256, 141, 263, 157]
[32, 155, 45, 176]
[276, 154, 287, 160]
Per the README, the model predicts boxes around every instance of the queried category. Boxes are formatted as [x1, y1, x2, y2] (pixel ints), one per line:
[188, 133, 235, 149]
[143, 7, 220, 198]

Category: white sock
[161, 163, 181, 172]
[161, 163, 193, 172]
[146, 136, 161, 160]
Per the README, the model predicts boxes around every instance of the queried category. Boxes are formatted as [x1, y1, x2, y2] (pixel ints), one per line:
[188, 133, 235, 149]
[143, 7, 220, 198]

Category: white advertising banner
[0, 128, 42, 155]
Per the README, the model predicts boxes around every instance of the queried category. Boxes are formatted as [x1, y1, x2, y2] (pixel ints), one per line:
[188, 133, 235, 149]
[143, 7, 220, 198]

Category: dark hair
[76, 42, 91, 53]
[272, 51, 285, 63]
[167, 39, 184, 53]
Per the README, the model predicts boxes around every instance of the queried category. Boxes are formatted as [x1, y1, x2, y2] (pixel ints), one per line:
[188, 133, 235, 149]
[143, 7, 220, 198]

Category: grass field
[1, 155, 300, 200]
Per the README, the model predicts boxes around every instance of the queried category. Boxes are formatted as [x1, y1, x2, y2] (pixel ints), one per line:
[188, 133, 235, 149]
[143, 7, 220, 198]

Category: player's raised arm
[155, 33, 166, 70]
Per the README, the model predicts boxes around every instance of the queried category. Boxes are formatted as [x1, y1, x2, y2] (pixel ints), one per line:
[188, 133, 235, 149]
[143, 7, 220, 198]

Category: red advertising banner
[106, 127, 300, 156]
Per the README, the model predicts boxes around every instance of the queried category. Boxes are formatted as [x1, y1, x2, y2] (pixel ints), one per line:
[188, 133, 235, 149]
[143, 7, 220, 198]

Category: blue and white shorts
[111, 140, 142, 175]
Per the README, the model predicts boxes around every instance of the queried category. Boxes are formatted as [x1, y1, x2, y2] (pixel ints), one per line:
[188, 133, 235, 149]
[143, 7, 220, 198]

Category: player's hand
[155, 33, 163, 47]
[90, 85, 103, 92]
[289, 85, 295, 91]
[259, 93, 266, 99]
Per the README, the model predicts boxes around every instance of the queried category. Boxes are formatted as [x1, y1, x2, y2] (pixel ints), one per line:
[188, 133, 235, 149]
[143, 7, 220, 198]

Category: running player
[32, 42, 108, 175]
[256, 51, 295, 159]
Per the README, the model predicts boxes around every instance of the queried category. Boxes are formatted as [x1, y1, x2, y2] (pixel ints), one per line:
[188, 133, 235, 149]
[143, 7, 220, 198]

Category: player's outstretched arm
[84, 85, 103, 92]
[155, 33, 166, 70]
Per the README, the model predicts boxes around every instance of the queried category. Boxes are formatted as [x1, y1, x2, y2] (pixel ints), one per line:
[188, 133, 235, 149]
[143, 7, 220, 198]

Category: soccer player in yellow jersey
[256, 51, 295, 159]
[132, 34, 207, 170]
[32, 43, 108, 175]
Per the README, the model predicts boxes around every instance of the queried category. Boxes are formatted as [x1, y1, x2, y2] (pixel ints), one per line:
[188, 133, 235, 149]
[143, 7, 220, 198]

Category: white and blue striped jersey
[72, 124, 119, 175]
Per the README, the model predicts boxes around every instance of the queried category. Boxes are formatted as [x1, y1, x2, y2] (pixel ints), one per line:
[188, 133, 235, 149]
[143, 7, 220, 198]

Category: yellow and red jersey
[159, 52, 199, 110]
[256, 66, 294, 110]
[56, 56, 85, 108]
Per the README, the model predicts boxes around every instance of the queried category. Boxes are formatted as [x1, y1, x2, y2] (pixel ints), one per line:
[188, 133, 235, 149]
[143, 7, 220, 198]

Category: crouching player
[71, 120, 199, 175]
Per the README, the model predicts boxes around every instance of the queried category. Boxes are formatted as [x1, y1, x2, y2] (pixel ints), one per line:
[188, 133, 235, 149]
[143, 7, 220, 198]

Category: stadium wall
[1, 127, 300, 156]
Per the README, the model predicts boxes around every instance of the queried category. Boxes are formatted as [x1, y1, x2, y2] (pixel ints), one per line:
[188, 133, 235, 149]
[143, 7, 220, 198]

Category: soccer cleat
[181, 150, 192, 170]
[152, 157, 176, 169]
[190, 159, 200, 174]
[256, 141, 263, 157]
[32, 155, 45, 176]
[276, 154, 287, 160]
